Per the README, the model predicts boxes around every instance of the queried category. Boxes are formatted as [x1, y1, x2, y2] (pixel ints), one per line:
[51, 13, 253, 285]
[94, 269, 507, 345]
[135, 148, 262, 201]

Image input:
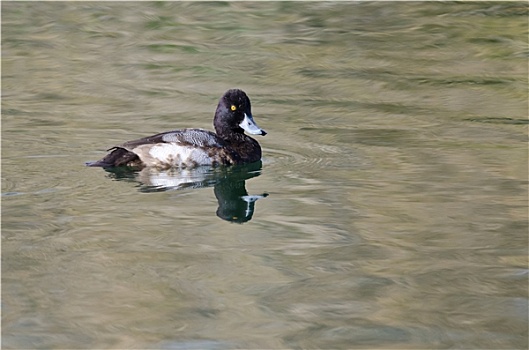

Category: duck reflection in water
[103, 161, 268, 223]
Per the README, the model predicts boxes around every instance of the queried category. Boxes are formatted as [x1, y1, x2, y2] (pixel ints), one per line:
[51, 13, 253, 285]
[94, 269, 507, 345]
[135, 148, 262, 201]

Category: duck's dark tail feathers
[86, 147, 141, 168]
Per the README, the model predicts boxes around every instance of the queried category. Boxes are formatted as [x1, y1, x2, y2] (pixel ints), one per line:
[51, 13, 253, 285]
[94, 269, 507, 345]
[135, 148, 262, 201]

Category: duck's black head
[214, 89, 267, 138]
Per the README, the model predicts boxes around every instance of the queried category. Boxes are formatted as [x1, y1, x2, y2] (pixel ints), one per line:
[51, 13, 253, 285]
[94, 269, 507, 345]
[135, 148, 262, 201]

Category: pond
[2, 2, 528, 349]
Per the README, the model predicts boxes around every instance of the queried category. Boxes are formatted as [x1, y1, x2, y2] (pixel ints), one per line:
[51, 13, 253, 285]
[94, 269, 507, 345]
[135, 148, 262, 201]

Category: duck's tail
[86, 147, 140, 168]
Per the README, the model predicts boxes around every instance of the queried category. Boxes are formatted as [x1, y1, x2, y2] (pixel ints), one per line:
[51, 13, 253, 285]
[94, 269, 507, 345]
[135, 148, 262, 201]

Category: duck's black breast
[224, 134, 262, 164]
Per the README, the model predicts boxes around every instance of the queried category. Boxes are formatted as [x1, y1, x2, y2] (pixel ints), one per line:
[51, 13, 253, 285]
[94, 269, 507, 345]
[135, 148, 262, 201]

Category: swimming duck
[87, 89, 266, 169]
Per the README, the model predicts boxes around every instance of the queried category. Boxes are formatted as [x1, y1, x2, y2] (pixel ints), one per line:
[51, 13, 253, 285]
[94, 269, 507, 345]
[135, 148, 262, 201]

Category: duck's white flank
[133, 143, 214, 168]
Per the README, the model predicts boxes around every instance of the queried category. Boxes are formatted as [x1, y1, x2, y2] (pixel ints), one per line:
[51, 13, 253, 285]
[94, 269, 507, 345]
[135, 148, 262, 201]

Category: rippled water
[2, 2, 528, 349]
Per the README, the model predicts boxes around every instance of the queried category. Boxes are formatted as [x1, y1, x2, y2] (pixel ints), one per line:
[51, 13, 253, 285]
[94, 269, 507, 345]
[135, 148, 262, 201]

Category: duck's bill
[240, 113, 267, 136]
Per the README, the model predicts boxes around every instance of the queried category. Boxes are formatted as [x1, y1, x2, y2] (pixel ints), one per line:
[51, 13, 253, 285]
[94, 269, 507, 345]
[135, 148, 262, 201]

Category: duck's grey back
[119, 128, 223, 150]
[160, 129, 223, 148]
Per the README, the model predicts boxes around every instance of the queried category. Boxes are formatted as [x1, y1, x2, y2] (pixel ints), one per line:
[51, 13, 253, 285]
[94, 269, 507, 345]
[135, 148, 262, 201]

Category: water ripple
[263, 145, 367, 171]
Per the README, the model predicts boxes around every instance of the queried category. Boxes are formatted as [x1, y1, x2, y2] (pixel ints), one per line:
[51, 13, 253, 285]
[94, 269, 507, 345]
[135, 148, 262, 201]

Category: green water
[2, 2, 528, 349]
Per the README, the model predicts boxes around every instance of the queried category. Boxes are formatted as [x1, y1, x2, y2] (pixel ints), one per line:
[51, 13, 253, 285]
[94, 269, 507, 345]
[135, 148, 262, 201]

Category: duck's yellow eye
[230, 105, 237, 111]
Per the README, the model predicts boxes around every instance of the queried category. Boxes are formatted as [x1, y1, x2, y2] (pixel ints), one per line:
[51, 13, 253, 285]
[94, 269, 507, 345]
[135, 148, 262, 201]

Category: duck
[87, 89, 267, 169]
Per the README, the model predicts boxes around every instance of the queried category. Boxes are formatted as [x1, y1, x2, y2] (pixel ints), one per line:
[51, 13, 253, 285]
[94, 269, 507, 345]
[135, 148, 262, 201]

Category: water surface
[2, 2, 528, 349]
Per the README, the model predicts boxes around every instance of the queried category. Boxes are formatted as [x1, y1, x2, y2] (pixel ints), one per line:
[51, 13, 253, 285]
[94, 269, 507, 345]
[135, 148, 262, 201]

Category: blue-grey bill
[240, 113, 266, 136]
